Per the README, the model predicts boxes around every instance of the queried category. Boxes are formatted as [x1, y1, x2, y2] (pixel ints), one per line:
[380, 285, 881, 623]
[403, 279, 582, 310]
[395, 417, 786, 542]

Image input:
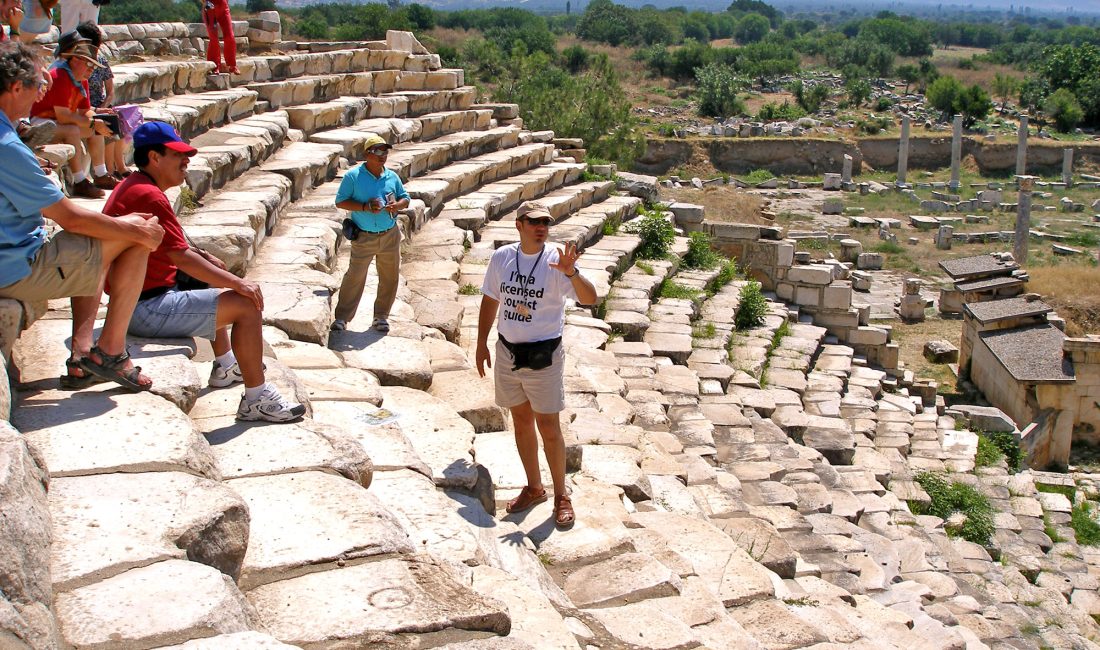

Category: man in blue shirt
[331, 133, 409, 333]
[0, 42, 163, 391]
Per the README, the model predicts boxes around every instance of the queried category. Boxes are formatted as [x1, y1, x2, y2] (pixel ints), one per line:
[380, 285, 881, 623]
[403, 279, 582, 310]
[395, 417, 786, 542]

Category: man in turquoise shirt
[0, 41, 163, 392]
[332, 134, 409, 333]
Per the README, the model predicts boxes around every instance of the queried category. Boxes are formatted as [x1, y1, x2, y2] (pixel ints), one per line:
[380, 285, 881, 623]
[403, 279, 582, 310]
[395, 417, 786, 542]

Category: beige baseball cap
[363, 134, 392, 151]
[517, 201, 554, 222]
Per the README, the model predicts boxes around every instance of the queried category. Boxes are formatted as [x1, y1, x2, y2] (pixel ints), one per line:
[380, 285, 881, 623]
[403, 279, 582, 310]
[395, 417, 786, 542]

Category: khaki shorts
[494, 339, 566, 414]
[0, 231, 102, 301]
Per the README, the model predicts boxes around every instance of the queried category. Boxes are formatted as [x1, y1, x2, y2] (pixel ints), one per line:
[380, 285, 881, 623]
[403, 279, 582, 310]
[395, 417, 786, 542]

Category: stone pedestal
[1014, 175, 1036, 264]
[839, 239, 863, 263]
[898, 278, 926, 321]
[897, 115, 910, 187]
[841, 155, 853, 184]
[1063, 148, 1073, 188]
[935, 225, 954, 250]
[1016, 115, 1028, 176]
[822, 197, 843, 214]
[823, 173, 842, 191]
[949, 114, 962, 190]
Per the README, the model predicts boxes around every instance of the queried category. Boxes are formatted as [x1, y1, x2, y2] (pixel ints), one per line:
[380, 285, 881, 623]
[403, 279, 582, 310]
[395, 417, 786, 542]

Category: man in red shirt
[30, 36, 114, 198]
[90, 121, 305, 423]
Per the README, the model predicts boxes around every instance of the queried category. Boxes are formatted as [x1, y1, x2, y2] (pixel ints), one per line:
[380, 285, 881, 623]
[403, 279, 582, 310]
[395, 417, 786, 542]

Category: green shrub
[695, 63, 747, 118]
[705, 258, 740, 295]
[458, 283, 482, 295]
[683, 232, 723, 270]
[742, 169, 776, 184]
[659, 280, 701, 300]
[872, 240, 904, 254]
[983, 430, 1022, 473]
[1037, 483, 1075, 503]
[735, 281, 768, 330]
[602, 214, 622, 236]
[692, 322, 717, 339]
[1072, 502, 1100, 546]
[1044, 88, 1085, 133]
[626, 209, 676, 259]
[756, 100, 805, 122]
[857, 116, 891, 135]
[636, 261, 655, 275]
[912, 472, 995, 546]
[875, 96, 894, 112]
[975, 435, 1004, 469]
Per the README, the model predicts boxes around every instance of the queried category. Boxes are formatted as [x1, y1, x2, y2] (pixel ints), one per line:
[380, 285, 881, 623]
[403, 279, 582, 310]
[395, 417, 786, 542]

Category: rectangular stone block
[787, 265, 834, 286]
[847, 327, 888, 346]
[794, 286, 820, 307]
[822, 282, 852, 310]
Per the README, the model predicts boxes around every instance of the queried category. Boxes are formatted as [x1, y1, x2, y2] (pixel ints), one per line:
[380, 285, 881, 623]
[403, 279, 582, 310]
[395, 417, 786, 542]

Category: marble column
[842, 154, 853, 184]
[1063, 148, 1074, 188]
[897, 115, 910, 187]
[1014, 175, 1036, 264]
[1016, 115, 1028, 176]
[949, 114, 962, 191]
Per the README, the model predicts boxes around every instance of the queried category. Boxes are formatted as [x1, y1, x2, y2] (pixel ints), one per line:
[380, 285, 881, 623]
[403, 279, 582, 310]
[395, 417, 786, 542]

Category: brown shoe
[93, 174, 119, 190]
[554, 494, 575, 529]
[506, 485, 548, 514]
[71, 179, 105, 199]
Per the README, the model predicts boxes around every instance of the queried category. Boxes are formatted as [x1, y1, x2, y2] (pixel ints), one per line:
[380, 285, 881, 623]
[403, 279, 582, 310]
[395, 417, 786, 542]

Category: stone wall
[636, 136, 1100, 177]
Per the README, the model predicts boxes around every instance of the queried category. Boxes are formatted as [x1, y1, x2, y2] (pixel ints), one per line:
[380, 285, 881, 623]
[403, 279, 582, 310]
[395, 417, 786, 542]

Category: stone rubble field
[4, 33, 1100, 650]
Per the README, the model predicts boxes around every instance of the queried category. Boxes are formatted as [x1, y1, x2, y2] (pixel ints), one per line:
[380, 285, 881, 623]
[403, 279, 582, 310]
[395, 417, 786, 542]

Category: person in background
[77, 21, 125, 180]
[0, 0, 23, 41]
[330, 134, 409, 334]
[18, 0, 52, 44]
[202, 0, 238, 75]
[31, 31, 115, 198]
[58, 0, 96, 36]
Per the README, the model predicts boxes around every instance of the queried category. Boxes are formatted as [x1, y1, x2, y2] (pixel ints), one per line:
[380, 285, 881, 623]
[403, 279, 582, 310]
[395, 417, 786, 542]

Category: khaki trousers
[334, 225, 401, 322]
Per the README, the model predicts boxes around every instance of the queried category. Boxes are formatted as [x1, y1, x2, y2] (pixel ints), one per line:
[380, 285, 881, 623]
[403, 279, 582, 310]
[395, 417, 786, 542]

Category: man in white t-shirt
[476, 201, 597, 528]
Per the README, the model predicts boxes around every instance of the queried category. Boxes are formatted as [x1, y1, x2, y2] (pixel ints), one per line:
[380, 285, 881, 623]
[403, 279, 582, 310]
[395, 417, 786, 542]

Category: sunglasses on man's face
[367, 147, 389, 155]
[521, 217, 552, 227]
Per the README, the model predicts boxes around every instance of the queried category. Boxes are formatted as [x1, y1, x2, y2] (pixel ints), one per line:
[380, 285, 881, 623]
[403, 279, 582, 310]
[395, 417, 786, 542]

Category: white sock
[244, 382, 268, 401]
[73, 171, 86, 183]
[215, 350, 237, 369]
[93, 164, 108, 177]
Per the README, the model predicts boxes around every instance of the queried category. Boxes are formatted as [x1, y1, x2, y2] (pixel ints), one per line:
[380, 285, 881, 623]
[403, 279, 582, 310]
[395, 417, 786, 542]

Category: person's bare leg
[55, 125, 83, 175]
[88, 134, 105, 170]
[84, 239, 151, 387]
[534, 410, 567, 498]
[212, 326, 231, 357]
[215, 291, 264, 387]
[510, 400, 544, 492]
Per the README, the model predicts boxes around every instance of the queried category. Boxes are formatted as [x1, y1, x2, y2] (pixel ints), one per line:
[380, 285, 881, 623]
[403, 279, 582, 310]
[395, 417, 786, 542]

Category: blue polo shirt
[335, 163, 409, 233]
[0, 110, 65, 288]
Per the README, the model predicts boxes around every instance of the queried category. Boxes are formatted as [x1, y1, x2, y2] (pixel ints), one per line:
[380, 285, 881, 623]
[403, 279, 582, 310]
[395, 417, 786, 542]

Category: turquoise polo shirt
[335, 164, 409, 233]
[0, 110, 65, 288]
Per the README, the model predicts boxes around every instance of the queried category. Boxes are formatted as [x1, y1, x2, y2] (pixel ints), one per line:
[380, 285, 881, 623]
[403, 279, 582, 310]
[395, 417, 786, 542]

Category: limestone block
[629, 511, 774, 607]
[335, 333, 432, 390]
[49, 472, 248, 591]
[823, 173, 842, 190]
[856, 253, 883, 270]
[310, 401, 431, 478]
[564, 552, 681, 608]
[246, 557, 510, 645]
[228, 471, 413, 589]
[379, 386, 479, 490]
[585, 601, 698, 648]
[787, 265, 834, 286]
[923, 340, 958, 364]
[669, 202, 705, 224]
[203, 417, 373, 486]
[428, 369, 505, 433]
[822, 282, 852, 310]
[469, 566, 579, 649]
[158, 631, 301, 648]
[715, 516, 797, 578]
[847, 327, 888, 346]
[55, 560, 255, 649]
[822, 198, 844, 215]
[13, 387, 217, 479]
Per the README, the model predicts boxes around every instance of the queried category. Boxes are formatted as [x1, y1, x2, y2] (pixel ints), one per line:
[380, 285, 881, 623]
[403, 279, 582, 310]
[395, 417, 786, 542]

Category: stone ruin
[938, 252, 1028, 315]
[4, 26, 1100, 650]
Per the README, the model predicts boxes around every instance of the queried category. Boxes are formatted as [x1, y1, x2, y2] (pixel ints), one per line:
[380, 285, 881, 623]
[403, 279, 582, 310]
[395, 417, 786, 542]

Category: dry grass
[1029, 266, 1100, 336]
[919, 47, 1028, 94]
[663, 185, 768, 224]
[889, 313, 965, 396]
[744, 91, 798, 117]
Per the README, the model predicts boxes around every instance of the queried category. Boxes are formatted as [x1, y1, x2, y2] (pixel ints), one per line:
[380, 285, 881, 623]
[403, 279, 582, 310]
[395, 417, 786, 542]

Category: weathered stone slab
[429, 368, 506, 433]
[728, 600, 827, 650]
[203, 416, 373, 486]
[379, 386, 478, 489]
[246, 557, 511, 646]
[579, 445, 649, 502]
[294, 367, 382, 404]
[14, 387, 217, 479]
[469, 566, 580, 650]
[228, 471, 413, 589]
[310, 400, 431, 478]
[715, 516, 797, 579]
[49, 472, 248, 591]
[565, 552, 681, 608]
[335, 332, 433, 390]
[55, 560, 255, 649]
[629, 511, 774, 607]
[158, 631, 301, 648]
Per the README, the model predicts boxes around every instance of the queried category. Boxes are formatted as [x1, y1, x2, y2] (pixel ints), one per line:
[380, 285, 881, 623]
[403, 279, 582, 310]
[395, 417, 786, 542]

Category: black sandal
[79, 346, 151, 392]
[59, 358, 107, 390]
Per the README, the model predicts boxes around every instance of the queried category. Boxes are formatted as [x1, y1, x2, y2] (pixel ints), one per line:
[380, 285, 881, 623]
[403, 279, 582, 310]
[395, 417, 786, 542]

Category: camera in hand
[94, 113, 121, 137]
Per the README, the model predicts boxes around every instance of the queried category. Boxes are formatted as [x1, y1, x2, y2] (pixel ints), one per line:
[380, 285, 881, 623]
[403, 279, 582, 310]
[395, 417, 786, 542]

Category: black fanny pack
[500, 335, 561, 371]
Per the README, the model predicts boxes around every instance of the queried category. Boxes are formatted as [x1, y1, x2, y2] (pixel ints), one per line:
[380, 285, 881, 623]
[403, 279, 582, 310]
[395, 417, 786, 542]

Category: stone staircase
[4, 30, 1100, 650]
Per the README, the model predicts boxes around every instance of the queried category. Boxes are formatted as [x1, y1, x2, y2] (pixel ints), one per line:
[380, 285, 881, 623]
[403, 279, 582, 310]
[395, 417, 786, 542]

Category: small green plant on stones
[742, 169, 775, 185]
[658, 280, 701, 300]
[626, 208, 676, 260]
[975, 435, 1004, 469]
[692, 322, 716, 339]
[1043, 512, 1063, 544]
[984, 430, 1022, 473]
[178, 186, 199, 216]
[911, 472, 995, 546]
[705, 258, 740, 296]
[602, 213, 622, 236]
[458, 283, 481, 296]
[735, 281, 768, 330]
[683, 231, 723, 270]
[636, 260, 655, 275]
[1071, 501, 1100, 546]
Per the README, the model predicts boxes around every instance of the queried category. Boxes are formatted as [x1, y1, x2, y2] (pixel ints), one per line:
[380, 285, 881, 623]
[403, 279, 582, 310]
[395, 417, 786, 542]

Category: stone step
[405, 143, 555, 213]
[187, 111, 291, 199]
[445, 162, 587, 230]
[140, 87, 258, 140]
[309, 108, 493, 158]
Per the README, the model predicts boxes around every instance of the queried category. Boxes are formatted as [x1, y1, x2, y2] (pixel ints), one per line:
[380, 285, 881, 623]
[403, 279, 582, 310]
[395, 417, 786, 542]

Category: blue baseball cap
[132, 121, 197, 156]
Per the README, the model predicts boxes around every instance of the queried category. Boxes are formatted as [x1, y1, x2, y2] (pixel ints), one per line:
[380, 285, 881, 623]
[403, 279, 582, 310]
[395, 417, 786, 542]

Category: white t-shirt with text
[481, 243, 578, 344]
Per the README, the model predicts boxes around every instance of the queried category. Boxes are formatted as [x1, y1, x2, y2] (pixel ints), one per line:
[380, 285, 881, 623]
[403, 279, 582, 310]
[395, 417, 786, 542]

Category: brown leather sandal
[554, 494, 575, 529]
[506, 485, 548, 514]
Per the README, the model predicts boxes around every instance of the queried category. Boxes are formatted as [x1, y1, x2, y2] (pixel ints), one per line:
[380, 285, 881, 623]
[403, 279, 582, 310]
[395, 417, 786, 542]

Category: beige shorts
[0, 231, 102, 301]
[494, 339, 566, 414]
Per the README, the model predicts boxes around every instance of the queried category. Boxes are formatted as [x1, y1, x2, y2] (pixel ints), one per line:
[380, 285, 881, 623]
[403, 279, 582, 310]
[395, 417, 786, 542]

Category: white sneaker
[372, 318, 390, 333]
[208, 360, 244, 388]
[236, 385, 306, 423]
[331, 319, 347, 331]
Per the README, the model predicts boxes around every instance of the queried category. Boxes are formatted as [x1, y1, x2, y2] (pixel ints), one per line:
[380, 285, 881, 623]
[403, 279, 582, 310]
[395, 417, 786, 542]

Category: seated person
[94, 121, 305, 423]
[29, 32, 115, 199]
[76, 21, 127, 180]
[0, 41, 162, 392]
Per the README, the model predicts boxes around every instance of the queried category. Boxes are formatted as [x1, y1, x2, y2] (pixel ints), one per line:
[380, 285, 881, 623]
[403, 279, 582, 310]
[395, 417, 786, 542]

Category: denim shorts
[129, 288, 224, 341]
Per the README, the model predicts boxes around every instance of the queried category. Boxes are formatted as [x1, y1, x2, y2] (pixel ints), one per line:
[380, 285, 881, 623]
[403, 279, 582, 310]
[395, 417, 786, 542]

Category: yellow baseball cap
[363, 134, 392, 151]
